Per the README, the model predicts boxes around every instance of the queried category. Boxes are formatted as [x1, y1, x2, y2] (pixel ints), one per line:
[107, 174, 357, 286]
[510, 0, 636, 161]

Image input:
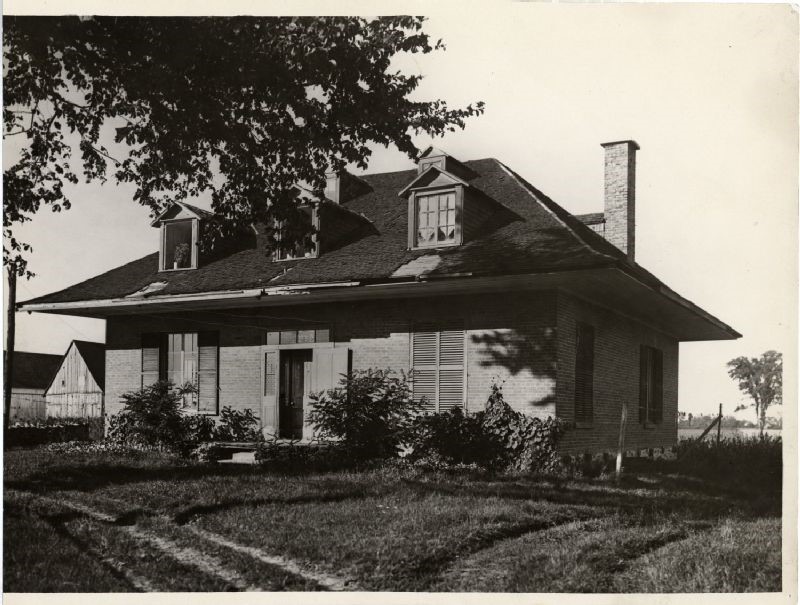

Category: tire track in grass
[23, 493, 263, 592]
[25, 490, 356, 592]
[183, 525, 355, 591]
[5, 493, 155, 592]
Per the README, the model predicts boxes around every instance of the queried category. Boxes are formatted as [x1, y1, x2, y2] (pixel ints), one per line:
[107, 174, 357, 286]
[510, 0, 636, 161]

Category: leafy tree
[727, 350, 782, 437]
[3, 15, 484, 276]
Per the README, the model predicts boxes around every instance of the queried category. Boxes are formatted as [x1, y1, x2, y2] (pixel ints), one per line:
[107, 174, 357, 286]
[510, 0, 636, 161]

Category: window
[411, 323, 465, 413]
[161, 220, 197, 270]
[574, 323, 594, 425]
[639, 345, 663, 425]
[141, 332, 219, 414]
[416, 191, 457, 247]
[275, 206, 318, 260]
[265, 328, 330, 345]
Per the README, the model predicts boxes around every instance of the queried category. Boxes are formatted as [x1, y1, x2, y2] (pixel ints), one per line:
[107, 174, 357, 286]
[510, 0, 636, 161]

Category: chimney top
[600, 140, 640, 151]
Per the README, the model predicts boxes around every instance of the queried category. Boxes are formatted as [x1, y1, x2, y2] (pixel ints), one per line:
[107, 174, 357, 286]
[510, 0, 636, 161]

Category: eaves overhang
[18, 268, 740, 342]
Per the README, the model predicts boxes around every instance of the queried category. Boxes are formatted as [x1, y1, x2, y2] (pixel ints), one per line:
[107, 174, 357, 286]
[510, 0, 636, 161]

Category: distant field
[678, 428, 781, 441]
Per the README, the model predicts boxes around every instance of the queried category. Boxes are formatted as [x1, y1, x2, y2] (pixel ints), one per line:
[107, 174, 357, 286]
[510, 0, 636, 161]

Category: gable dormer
[400, 149, 500, 250]
[151, 202, 211, 271]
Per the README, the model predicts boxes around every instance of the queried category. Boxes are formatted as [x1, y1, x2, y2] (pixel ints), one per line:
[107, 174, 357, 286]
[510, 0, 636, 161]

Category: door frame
[260, 341, 335, 438]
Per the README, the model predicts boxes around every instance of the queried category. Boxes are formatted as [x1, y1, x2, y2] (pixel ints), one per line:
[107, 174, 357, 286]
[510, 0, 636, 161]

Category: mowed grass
[4, 447, 783, 592]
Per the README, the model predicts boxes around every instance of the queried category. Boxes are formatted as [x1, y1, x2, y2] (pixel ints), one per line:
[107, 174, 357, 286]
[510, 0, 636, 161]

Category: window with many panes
[416, 191, 457, 247]
[411, 323, 465, 413]
[639, 345, 663, 425]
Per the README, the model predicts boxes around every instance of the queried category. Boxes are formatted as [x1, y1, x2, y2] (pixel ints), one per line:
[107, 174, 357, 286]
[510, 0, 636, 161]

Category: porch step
[219, 451, 256, 465]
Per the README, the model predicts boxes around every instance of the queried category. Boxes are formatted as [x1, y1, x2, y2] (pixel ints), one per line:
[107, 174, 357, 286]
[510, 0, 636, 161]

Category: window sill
[643, 422, 661, 430]
[574, 421, 593, 429]
[273, 255, 318, 262]
[159, 267, 196, 272]
[410, 243, 460, 251]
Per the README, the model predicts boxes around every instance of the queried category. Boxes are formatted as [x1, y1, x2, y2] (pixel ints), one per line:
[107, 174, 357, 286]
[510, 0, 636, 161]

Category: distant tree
[3, 15, 484, 277]
[727, 350, 783, 437]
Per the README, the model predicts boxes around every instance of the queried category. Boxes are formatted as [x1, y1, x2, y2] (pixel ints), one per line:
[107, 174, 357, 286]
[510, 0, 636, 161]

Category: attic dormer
[400, 149, 499, 250]
[151, 202, 211, 271]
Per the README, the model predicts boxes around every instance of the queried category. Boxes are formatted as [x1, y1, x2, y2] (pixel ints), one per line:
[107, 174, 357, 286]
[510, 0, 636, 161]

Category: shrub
[675, 434, 782, 490]
[482, 383, 566, 474]
[407, 407, 502, 468]
[254, 437, 357, 473]
[108, 380, 211, 455]
[213, 406, 260, 442]
[308, 369, 422, 459]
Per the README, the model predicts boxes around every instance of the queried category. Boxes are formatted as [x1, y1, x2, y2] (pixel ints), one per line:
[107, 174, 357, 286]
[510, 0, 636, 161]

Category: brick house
[19, 141, 739, 453]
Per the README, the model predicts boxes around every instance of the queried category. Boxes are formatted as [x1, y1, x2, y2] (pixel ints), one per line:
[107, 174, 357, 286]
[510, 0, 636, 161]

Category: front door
[279, 350, 312, 439]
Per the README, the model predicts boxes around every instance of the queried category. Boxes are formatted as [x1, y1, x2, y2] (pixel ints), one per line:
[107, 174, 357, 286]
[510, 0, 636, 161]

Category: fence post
[716, 403, 722, 446]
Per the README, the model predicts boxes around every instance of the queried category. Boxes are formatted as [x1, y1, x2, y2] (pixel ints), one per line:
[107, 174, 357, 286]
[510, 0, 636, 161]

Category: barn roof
[8, 351, 61, 390]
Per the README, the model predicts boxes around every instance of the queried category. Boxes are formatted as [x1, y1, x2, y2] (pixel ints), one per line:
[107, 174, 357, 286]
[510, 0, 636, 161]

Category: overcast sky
[4, 3, 798, 417]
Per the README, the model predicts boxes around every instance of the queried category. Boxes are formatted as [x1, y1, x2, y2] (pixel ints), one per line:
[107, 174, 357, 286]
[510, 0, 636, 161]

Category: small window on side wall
[161, 220, 197, 271]
[639, 345, 664, 425]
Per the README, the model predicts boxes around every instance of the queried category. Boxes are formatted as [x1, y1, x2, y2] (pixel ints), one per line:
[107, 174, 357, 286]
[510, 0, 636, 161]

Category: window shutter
[262, 350, 279, 431]
[574, 323, 594, 423]
[638, 345, 649, 424]
[651, 348, 663, 424]
[412, 323, 465, 413]
[197, 332, 219, 414]
[141, 333, 162, 387]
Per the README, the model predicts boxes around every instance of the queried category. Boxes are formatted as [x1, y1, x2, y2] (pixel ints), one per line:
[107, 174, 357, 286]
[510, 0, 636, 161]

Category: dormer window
[416, 191, 457, 246]
[162, 220, 197, 270]
[274, 205, 319, 261]
[151, 202, 209, 272]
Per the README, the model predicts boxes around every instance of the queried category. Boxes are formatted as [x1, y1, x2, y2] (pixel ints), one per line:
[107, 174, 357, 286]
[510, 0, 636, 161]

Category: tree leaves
[3, 16, 485, 277]
[727, 350, 782, 436]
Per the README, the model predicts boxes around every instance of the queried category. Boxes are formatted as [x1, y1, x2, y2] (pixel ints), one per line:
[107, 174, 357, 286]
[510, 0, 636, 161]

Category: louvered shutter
[141, 333, 162, 387]
[412, 323, 465, 413]
[262, 350, 279, 433]
[639, 345, 649, 424]
[651, 348, 664, 424]
[438, 328, 464, 410]
[197, 332, 219, 414]
[574, 324, 594, 423]
[412, 325, 438, 412]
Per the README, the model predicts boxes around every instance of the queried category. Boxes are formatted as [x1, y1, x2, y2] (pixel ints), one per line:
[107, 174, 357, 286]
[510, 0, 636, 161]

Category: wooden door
[279, 350, 312, 439]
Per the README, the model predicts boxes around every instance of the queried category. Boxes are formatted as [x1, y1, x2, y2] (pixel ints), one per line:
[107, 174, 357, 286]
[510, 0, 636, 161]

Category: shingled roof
[23, 158, 633, 305]
[72, 340, 106, 390]
[8, 351, 61, 390]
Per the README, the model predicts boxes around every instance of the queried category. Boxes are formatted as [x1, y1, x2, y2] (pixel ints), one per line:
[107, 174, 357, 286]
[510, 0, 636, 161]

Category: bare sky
[4, 3, 798, 417]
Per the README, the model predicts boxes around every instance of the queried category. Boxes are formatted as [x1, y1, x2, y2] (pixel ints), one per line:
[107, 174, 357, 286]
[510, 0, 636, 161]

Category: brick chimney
[601, 140, 639, 260]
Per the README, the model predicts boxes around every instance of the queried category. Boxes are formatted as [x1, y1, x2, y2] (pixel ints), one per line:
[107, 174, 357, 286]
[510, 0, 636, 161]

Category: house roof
[18, 157, 740, 341]
[8, 351, 61, 390]
[72, 340, 106, 390]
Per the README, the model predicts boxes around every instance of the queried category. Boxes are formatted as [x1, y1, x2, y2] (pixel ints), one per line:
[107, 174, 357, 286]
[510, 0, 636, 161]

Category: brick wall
[104, 292, 559, 421]
[556, 292, 679, 454]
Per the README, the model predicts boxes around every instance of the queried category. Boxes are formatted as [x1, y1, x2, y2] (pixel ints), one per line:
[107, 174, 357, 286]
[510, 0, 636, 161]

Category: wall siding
[556, 292, 679, 454]
[45, 344, 103, 418]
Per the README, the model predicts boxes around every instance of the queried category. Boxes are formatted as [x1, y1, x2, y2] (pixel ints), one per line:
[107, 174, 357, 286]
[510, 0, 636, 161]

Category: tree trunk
[4, 267, 17, 433]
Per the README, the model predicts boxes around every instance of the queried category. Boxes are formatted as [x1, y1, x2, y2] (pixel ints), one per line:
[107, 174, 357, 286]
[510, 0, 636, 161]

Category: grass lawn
[3, 447, 782, 592]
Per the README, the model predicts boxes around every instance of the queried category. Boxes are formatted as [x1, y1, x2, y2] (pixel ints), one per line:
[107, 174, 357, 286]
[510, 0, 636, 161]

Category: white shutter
[261, 350, 279, 434]
[412, 323, 465, 413]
